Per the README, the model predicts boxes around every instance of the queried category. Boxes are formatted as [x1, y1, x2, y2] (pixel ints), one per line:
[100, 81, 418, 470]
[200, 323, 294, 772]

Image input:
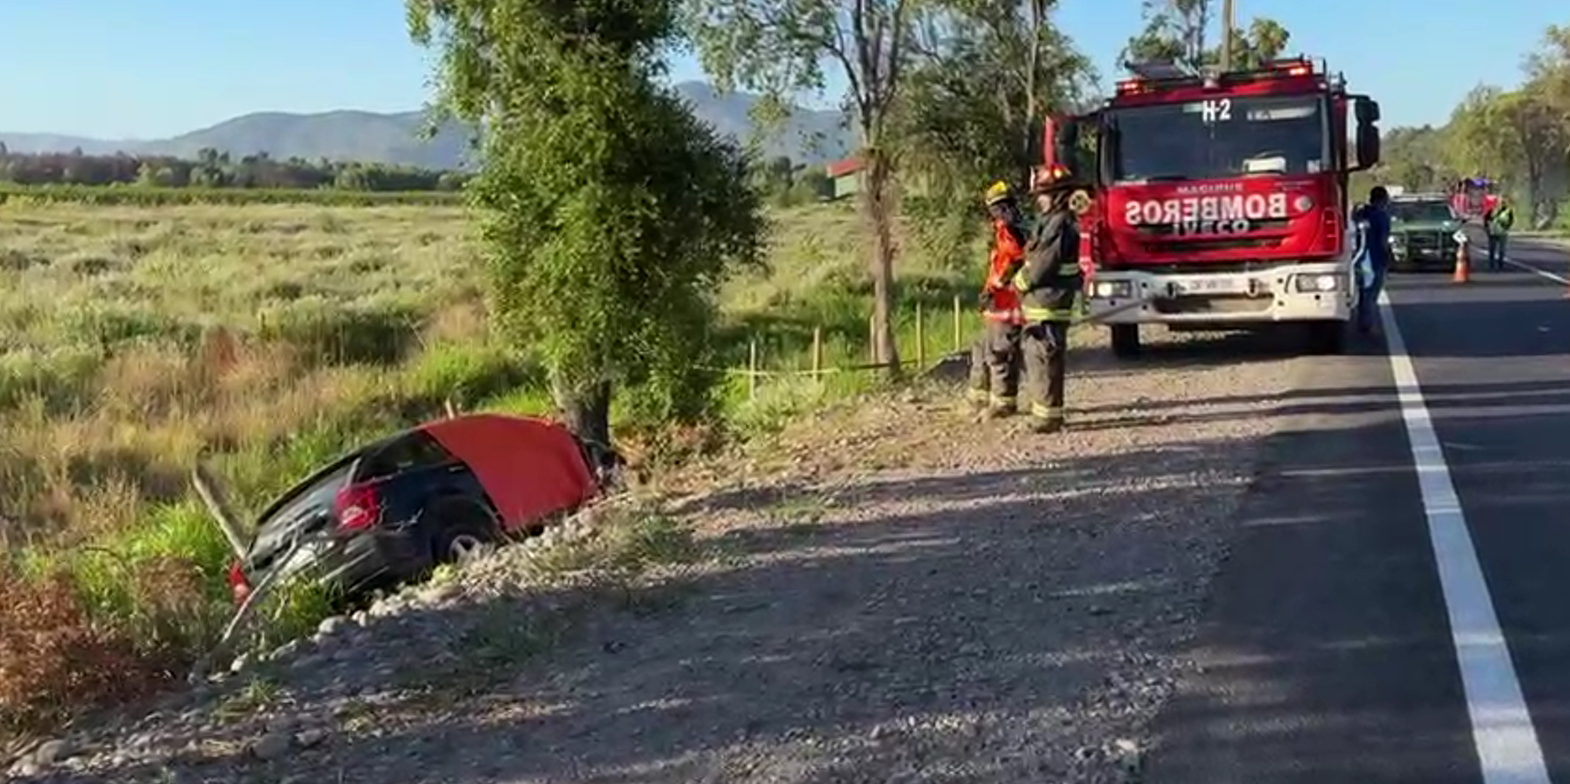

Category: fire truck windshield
[1108, 94, 1327, 183]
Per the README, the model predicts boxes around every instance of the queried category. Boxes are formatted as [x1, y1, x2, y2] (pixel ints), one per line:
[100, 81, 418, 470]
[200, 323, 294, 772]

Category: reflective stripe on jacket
[1008, 207, 1082, 323]
[1488, 206, 1515, 236]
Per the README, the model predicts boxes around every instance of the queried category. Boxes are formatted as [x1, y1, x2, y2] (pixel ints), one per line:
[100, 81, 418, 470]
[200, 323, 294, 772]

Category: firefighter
[1006, 164, 1082, 434]
[1484, 194, 1515, 271]
[966, 180, 1027, 416]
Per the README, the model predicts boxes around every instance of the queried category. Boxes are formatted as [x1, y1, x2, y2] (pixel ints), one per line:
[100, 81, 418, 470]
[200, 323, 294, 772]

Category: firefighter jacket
[1008, 207, 1082, 323]
[983, 216, 1026, 323]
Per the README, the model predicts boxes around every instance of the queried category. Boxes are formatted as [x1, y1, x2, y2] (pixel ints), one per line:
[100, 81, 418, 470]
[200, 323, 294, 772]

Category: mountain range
[0, 83, 853, 169]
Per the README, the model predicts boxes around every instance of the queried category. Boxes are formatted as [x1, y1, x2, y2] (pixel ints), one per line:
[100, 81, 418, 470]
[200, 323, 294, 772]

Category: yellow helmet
[983, 180, 1014, 206]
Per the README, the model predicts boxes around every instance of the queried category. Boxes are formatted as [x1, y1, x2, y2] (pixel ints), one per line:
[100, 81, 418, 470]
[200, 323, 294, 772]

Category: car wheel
[430, 505, 502, 566]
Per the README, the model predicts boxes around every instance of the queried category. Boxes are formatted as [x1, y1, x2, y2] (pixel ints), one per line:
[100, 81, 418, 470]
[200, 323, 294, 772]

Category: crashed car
[1388, 194, 1467, 272]
[221, 413, 621, 606]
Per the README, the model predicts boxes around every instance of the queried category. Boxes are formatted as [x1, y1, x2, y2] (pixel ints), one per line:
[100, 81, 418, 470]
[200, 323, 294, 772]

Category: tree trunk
[1023, 0, 1044, 184]
[860, 147, 901, 378]
[552, 376, 612, 445]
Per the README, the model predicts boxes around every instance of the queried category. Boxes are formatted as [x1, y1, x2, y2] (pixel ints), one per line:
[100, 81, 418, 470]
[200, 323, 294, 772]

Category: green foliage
[0, 183, 461, 207]
[0, 146, 468, 192]
[408, 0, 765, 440]
[1121, 0, 1290, 72]
[1377, 25, 1570, 224]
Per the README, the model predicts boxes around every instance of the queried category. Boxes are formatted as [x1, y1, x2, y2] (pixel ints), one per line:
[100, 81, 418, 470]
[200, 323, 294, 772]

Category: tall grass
[0, 197, 989, 734]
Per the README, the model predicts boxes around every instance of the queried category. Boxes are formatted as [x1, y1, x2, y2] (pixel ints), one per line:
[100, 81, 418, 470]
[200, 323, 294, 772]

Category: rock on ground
[13, 326, 1309, 784]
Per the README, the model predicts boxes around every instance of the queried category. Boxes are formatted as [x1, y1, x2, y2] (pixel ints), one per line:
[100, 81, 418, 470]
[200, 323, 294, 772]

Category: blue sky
[0, 0, 1560, 139]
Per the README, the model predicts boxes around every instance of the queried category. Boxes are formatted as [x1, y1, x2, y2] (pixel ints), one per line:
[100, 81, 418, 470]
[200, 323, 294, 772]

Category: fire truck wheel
[1304, 320, 1347, 355]
[1110, 324, 1141, 358]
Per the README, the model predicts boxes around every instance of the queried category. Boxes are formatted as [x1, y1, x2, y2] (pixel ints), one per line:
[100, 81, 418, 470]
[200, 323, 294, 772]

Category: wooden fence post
[812, 326, 823, 377]
[915, 302, 925, 367]
[951, 295, 962, 353]
[868, 315, 877, 365]
[748, 339, 758, 400]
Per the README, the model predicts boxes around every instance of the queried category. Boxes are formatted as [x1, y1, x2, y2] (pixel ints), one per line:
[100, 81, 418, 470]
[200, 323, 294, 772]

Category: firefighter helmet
[983, 180, 1014, 206]
[1031, 163, 1073, 194]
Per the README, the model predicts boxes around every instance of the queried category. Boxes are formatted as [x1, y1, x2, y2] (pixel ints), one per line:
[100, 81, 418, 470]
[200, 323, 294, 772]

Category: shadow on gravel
[51, 436, 1271, 784]
[1075, 327, 1312, 375]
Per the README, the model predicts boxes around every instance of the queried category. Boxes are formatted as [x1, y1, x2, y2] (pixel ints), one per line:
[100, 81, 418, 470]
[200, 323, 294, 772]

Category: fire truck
[1042, 56, 1382, 357]
[1450, 176, 1497, 222]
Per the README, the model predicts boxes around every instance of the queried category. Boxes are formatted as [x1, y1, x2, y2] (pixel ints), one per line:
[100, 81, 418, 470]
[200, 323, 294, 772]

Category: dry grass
[0, 196, 985, 738]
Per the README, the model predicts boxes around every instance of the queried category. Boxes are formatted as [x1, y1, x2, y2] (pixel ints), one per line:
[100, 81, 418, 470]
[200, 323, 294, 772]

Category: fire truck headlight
[1293, 274, 1341, 293]
[1093, 280, 1132, 299]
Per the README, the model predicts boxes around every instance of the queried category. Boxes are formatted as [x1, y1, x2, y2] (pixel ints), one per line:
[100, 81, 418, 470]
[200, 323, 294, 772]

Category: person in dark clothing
[1000, 163, 1082, 434]
[1353, 186, 1392, 335]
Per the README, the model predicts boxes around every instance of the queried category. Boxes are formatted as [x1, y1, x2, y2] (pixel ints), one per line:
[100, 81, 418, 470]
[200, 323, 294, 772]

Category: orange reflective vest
[983, 217, 1025, 323]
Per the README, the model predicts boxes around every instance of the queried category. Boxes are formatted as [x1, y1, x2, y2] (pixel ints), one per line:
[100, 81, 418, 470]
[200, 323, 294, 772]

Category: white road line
[1503, 257, 1570, 286]
[1378, 291, 1551, 784]
[1468, 240, 1570, 284]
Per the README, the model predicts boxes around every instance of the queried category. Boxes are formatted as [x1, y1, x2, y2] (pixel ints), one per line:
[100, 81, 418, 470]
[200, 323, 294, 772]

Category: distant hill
[0, 82, 853, 170]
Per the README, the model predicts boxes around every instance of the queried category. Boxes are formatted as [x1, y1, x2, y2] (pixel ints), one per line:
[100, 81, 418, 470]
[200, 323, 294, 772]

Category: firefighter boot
[985, 395, 1017, 419]
[1028, 414, 1065, 434]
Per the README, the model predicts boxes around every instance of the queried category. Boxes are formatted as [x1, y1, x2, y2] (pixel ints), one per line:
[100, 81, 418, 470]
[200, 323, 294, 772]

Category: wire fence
[718, 295, 983, 400]
[721, 293, 1150, 399]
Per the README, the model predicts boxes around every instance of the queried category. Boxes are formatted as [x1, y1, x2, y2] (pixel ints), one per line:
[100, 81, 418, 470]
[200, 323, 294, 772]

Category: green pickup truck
[1388, 195, 1466, 272]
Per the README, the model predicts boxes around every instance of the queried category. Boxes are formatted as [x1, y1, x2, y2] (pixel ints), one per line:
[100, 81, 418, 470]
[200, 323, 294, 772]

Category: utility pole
[1220, 0, 1235, 71]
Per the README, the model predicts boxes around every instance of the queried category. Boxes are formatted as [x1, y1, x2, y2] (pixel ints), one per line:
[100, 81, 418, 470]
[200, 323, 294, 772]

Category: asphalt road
[1141, 233, 1570, 783]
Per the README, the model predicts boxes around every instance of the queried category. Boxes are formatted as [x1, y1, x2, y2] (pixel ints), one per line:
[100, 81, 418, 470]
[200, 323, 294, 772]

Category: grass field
[0, 196, 985, 733]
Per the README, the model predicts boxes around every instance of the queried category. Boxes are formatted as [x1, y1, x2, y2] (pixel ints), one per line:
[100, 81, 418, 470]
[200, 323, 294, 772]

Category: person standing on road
[1353, 186, 1392, 335]
[967, 181, 1027, 417]
[1004, 164, 1082, 434]
[1484, 195, 1515, 271]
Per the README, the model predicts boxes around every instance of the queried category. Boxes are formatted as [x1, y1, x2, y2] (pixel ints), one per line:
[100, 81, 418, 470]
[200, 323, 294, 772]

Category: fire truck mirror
[1355, 123, 1381, 170]
[1354, 97, 1381, 125]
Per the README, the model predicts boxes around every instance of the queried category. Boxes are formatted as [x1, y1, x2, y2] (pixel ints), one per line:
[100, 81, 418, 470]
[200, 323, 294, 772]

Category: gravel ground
[9, 326, 1307, 784]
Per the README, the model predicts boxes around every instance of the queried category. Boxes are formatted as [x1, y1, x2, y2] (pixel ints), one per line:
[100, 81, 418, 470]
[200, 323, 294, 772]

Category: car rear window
[247, 457, 359, 562]
[355, 431, 455, 484]
[1392, 201, 1453, 223]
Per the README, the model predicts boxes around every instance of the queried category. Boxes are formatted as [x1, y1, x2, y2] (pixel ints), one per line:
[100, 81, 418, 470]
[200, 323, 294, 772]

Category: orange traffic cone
[1453, 243, 1470, 284]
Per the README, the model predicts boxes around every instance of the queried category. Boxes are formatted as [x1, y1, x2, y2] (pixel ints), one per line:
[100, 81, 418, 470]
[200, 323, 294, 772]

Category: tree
[1122, 0, 1209, 70]
[901, 0, 1094, 185]
[1374, 125, 1454, 192]
[408, 0, 765, 444]
[1448, 84, 1564, 218]
[1121, 0, 1289, 72]
[891, 0, 1093, 270]
[684, 0, 918, 374]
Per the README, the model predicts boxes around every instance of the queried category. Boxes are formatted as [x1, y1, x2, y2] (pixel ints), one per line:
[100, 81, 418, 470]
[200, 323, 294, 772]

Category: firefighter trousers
[1021, 320, 1069, 426]
[966, 320, 1021, 410]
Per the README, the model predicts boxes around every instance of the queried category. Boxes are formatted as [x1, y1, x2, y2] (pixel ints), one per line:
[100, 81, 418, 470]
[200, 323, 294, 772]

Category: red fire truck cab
[1450, 177, 1497, 223]
[1044, 57, 1382, 357]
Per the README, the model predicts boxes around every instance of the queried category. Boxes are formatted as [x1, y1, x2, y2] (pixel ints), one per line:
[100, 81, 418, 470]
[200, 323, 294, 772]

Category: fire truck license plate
[1171, 278, 1244, 294]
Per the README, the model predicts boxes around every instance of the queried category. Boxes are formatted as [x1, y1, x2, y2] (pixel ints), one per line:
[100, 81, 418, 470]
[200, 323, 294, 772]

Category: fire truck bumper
[1085, 264, 1357, 326]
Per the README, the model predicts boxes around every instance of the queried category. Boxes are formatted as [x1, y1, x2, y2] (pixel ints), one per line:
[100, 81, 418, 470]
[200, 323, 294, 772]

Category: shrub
[0, 567, 158, 732]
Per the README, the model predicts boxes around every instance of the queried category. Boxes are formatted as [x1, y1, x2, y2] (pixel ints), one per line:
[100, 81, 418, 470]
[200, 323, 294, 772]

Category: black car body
[226, 414, 612, 606]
